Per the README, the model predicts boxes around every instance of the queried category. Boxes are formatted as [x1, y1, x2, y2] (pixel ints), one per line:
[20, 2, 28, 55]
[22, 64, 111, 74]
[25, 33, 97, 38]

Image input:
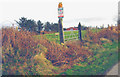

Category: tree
[44, 22, 51, 31]
[50, 23, 59, 32]
[26, 19, 37, 32]
[16, 17, 37, 32]
[43, 22, 59, 32]
[37, 20, 43, 33]
[15, 17, 27, 30]
[16, 17, 59, 33]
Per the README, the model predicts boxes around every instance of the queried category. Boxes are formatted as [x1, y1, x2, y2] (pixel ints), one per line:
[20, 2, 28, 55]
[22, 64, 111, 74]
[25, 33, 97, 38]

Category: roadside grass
[60, 41, 118, 75]
[118, 41, 120, 61]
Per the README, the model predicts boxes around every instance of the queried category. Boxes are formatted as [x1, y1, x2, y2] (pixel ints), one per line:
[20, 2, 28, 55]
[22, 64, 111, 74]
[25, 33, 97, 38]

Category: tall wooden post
[58, 2, 64, 44]
[58, 19, 64, 44]
[78, 22, 82, 41]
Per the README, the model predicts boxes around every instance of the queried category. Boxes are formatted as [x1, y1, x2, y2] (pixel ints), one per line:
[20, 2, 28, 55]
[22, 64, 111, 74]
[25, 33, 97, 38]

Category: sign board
[58, 2, 64, 18]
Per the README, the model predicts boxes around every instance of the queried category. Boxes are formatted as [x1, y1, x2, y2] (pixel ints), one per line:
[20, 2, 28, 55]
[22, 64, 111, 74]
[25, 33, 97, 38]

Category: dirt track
[104, 62, 120, 77]
[106, 63, 118, 75]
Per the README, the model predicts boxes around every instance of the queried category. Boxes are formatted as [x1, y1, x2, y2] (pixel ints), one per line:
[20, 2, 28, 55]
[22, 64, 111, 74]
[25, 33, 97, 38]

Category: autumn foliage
[2, 28, 41, 75]
[2, 25, 119, 75]
[2, 27, 92, 75]
[84, 26, 118, 44]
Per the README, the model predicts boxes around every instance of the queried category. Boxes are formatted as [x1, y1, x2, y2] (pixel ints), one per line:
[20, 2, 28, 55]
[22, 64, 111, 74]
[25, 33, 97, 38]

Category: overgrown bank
[2, 26, 119, 75]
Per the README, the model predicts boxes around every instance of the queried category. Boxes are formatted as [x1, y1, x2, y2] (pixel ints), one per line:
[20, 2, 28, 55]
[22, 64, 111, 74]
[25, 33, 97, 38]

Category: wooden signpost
[58, 2, 64, 44]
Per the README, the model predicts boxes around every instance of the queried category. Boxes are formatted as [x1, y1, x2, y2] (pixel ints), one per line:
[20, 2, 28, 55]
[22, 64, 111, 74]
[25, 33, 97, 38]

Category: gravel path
[106, 63, 118, 75]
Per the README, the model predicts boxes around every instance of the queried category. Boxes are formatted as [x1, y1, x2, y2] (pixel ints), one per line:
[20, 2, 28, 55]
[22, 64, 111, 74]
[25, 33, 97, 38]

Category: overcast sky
[0, 0, 119, 28]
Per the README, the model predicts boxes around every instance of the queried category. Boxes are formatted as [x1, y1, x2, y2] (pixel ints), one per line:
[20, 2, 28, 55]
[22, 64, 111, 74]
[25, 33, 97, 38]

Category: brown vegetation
[2, 26, 119, 75]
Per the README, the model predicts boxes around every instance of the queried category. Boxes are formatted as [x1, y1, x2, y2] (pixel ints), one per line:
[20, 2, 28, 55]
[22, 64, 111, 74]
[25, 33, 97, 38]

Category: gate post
[58, 19, 64, 44]
[78, 22, 82, 41]
[96, 26, 98, 33]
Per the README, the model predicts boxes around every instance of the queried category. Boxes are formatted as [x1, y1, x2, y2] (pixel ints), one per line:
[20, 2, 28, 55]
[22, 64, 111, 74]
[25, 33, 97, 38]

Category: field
[38, 29, 101, 44]
[2, 26, 119, 75]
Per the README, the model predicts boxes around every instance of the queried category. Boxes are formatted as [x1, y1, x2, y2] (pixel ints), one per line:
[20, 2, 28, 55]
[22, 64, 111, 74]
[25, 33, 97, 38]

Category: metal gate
[64, 30, 78, 42]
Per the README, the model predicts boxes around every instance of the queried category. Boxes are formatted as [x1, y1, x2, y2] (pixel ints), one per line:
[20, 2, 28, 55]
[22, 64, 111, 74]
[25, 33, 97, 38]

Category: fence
[64, 30, 78, 41]
[44, 23, 82, 43]
[44, 30, 79, 44]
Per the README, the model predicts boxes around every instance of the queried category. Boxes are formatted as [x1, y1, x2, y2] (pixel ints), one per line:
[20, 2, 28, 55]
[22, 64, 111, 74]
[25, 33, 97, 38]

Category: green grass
[34, 29, 102, 44]
[42, 29, 101, 44]
[91, 28, 101, 33]
[60, 41, 118, 75]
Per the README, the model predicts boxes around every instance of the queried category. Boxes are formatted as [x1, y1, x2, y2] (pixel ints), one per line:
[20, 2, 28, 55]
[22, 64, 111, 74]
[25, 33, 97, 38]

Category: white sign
[58, 7, 64, 18]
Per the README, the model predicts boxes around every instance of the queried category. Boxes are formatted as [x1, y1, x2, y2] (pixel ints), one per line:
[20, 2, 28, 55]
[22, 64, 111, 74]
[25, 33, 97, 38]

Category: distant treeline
[16, 17, 111, 34]
[16, 17, 59, 33]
